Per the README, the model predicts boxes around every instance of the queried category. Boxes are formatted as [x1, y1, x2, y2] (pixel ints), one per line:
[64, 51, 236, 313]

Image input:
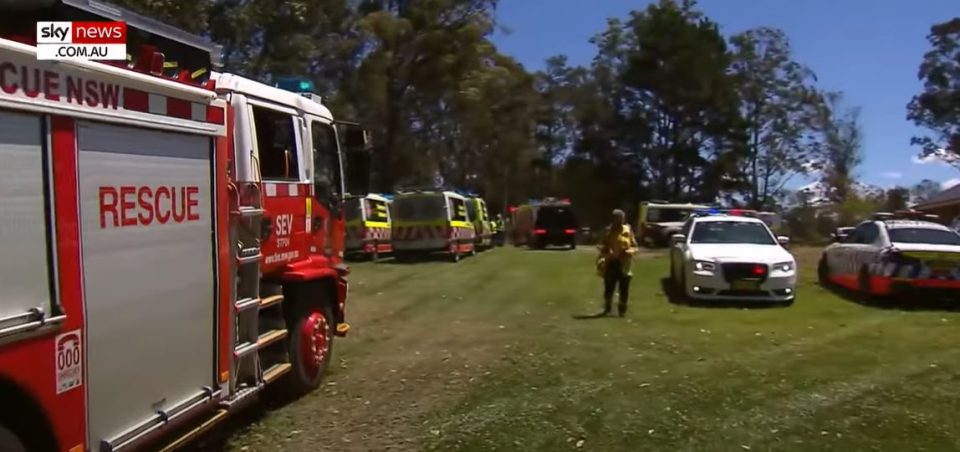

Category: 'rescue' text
[99, 185, 201, 228]
[0, 60, 121, 109]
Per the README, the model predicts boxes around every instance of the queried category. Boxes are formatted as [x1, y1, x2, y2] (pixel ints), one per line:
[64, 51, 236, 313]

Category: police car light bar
[873, 212, 895, 220]
[923, 214, 940, 221]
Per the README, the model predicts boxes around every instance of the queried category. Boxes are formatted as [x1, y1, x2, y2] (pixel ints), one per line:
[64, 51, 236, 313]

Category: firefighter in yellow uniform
[597, 209, 639, 316]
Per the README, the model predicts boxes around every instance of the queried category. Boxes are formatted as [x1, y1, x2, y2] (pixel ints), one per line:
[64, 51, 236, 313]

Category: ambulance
[0, 1, 369, 450]
[392, 189, 476, 262]
[344, 193, 393, 260]
[466, 194, 494, 251]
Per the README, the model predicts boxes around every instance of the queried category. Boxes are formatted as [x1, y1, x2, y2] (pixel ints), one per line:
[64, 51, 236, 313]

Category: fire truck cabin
[0, 1, 355, 451]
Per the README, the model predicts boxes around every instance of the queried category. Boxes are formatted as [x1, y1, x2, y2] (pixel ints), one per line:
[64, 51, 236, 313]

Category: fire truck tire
[0, 425, 27, 452]
[371, 241, 380, 261]
[0, 383, 56, 452]
[286, 300, 336, 395]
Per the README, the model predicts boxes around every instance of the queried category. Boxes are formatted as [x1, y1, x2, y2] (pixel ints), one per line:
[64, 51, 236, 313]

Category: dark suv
[532, 204, 578, 249]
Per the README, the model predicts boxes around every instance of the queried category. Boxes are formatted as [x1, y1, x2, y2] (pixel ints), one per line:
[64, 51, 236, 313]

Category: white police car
[669, 210, 796, 304]
[818, 212, 960, 298]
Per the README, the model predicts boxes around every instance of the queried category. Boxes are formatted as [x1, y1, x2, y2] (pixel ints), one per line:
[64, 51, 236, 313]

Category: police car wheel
[817, 257, 830, 287]
[858, 268, 873, 298]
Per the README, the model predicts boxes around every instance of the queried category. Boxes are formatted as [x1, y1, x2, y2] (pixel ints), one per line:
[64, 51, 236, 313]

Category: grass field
[201, 246, 960, 452]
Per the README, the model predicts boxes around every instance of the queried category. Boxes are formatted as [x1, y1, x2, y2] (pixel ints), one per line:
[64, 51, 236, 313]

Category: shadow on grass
[659, 278, 790, 309]
[818, 281, 960, 312]
[571, 311, 613, 320]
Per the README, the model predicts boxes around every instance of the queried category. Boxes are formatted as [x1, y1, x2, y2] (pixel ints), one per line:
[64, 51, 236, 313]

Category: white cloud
[880, 171, 903, 179]
[942, 178, 960, 190]
[912, 149, 960, 166]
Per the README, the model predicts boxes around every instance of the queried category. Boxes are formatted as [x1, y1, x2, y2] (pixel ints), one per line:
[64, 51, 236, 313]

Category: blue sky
[491, 0, 960, 191]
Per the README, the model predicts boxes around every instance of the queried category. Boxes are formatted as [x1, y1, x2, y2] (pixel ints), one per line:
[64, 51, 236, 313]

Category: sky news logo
[36, 21, 127, 61]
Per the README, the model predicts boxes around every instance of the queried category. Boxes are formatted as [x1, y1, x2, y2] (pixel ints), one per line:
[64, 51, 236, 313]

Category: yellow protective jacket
[597, 224, 639, 276]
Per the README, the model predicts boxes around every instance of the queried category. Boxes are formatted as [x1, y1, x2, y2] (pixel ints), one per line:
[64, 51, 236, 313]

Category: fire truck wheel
[0, 425, 27, 452]
[288, 302, 336, 395]
[371, 242, 380, 261]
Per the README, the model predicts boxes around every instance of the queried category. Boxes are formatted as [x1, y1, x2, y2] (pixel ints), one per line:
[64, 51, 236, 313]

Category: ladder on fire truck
[228, 182, 292, 401]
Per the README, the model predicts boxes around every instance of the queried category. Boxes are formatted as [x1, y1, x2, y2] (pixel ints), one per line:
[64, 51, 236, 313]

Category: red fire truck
[0, 1, 367, 451]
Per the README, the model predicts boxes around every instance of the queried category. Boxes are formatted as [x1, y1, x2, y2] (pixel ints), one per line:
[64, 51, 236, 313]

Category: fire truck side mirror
[336, 121, 372, 196]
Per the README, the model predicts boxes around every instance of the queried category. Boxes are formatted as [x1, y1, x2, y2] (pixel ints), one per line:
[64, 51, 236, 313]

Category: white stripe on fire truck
[122, 87, 225, 124]
[288, 184, 298, 196]
[148, 93, 167, 115]
[264, 183, 278, 197]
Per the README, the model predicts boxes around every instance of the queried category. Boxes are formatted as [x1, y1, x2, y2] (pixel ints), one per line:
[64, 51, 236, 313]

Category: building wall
[915, 203, 960, 225]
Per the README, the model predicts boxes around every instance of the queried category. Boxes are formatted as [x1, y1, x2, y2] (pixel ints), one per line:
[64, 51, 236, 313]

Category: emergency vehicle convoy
[818, 211, 960, 299]
[0, 2, 369, 450]
[669, 209, 797, 305]
[391, 188, 477, 262]
[344, 193, 393, 260]
[465, 194, 494, 251]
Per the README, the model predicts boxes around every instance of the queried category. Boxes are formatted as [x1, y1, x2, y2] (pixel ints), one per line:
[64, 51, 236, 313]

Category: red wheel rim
[300, 311, 329, 377]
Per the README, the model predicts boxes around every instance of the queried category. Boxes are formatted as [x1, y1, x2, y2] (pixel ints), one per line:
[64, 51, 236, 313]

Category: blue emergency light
[275, 77, 315, 93]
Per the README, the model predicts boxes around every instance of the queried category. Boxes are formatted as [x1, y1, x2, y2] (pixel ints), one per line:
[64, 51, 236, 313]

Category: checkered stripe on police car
[868, 260, 960, 280]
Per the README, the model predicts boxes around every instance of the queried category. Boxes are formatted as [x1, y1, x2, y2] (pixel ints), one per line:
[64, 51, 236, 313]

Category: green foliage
[912, 178, 943, 204]
[729, 27, 825, 208]
[884, 187, 911, 211]
[908, 18, 960, 167]
[107, 0, 857, 226]
[835, 194, 879, 226]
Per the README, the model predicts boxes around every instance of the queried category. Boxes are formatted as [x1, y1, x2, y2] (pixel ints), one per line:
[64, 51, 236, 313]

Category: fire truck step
[236, 207, 266, 217]
[237, 254, 261, 266]
[257, 329, 288, 348]
[262, 363, 292, 384]
[259, 294, 283, 309]
[234, 342, 258, 358]
[239, 247, 260, 257]
[235, 297, 260, 312]
[157, 409, 229, 452]
[219, 385, 260, 410]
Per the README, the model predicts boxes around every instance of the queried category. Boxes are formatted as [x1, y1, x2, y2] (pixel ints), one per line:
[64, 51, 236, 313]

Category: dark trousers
[603, 260, 631, 313]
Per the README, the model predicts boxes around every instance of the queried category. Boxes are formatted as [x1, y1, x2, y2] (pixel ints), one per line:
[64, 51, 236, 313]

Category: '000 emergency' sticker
[55, 330, 82, 394]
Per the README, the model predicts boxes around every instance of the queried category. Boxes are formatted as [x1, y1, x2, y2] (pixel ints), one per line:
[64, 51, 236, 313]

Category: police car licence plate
[731, 280, 759, 290]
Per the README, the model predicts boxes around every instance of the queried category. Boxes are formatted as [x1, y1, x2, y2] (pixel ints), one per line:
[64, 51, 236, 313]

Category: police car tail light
[564, 229, 576, 235]
[534, 229, 547, 235]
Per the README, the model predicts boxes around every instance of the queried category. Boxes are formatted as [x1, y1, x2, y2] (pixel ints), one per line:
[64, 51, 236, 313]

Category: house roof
[915, 184, 960, 210]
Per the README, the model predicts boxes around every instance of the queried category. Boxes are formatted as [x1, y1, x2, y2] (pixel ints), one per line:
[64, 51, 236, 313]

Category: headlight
[694, 260, 716, 271]
[773, 261, 794, 272]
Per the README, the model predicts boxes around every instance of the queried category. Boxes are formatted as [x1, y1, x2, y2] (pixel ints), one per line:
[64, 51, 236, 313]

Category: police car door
[841, 222, 881, 277]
